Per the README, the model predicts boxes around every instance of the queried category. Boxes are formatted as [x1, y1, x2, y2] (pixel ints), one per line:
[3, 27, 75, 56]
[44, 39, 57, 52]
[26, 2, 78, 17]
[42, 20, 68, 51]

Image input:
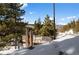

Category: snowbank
[9, 34, 76, 55]
[0, 46, 16, 55]
[1, 33, 79, 55]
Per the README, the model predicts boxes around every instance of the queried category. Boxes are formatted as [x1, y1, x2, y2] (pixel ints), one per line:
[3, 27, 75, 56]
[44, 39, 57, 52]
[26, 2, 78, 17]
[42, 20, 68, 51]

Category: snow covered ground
[55, 34, 79, 55]
[0, 33, 79, 55]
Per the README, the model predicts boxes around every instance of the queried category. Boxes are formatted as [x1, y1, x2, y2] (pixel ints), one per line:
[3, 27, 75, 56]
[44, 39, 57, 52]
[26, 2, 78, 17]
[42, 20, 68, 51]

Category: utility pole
[53, 3, 56, 39]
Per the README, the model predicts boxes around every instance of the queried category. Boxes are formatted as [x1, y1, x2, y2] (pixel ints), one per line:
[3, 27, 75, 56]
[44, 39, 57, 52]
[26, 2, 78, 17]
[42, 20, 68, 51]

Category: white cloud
[67, 16, 76, 19]
[50, 17, 53, 20]
[59, 16, 77, 21]
[57, 22, 66, 25]
[49, 17, 57, 20]
[57, 16, 77, 25]
[61, 18, 65, 21]
[29, 12, 33, 14]
[21, 3, 28, 9]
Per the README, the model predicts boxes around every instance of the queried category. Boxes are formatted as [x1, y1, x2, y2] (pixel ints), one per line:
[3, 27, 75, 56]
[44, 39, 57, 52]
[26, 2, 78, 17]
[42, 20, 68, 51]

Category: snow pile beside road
[55, 35, 76, 42]
[9, 34, 76, 55]
[10, 42, 59, 55]
[0, 46, 16, 55]
[0, 33, 79, 55]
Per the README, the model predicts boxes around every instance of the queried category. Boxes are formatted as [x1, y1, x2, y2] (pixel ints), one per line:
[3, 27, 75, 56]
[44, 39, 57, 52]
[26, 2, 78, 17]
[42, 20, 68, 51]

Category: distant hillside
[56, 25, 64, 30]
[26, 24, 34, 28]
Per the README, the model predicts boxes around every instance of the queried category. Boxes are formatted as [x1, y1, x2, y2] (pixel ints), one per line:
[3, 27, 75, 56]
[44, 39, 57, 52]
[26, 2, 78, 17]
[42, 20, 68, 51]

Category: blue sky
[56, 3, 79, 25]
[21, 3, 79, 25]
[21, 3, 53, 24]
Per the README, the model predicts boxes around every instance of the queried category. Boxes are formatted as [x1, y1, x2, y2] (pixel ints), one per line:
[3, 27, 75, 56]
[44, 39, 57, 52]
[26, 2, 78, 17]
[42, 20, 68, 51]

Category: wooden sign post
[29, 30, 33, 47]
[25, 28, 33, 49]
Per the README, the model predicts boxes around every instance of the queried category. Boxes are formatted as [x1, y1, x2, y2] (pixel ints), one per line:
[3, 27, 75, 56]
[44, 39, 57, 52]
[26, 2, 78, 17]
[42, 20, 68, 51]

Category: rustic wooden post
[26, 28, 29, 48]
[29, 30, 33, 47]
[25, 27, 34, 49]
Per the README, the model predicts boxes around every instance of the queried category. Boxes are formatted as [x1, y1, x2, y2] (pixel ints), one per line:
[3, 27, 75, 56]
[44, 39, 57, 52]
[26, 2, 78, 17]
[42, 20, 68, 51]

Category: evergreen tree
[0, 3, 26, 49]
[39, 15, 56, 37]
[34, 18, 41, 35]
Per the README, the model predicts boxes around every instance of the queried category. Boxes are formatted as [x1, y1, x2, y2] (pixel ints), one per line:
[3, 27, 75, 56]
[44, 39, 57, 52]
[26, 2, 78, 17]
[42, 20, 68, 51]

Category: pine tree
[39, 15, 56, 38]
[0, 3, 26, 49]
[34, 18, 41, 35]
